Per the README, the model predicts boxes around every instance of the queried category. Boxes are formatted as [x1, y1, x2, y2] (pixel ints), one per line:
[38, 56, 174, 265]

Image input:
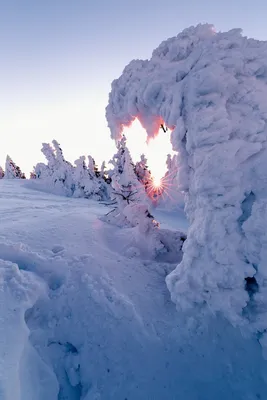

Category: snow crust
[106, 24, 267, 338]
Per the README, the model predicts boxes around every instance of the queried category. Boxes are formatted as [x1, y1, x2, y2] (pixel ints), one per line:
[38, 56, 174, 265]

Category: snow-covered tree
[0, 166, 4, 179]
[100, 161, 111, 183]
[50, 140, 74, 195]
[34, 162, 49, 179]
[30, 171, 37, 179]
[106, 23, 267, 345]
[33, 140, 109, 200]
[110, 136, 144, 208]
[72, 156, 108, 200]
[4, 155, 25, 179]
[104, 140, 179, 257]
[134, 154, 153, 194]
[88, 156, 96, 176]
[100, 161, 106, 178]
[156, 154, 184, 209]
[34, 141, 74, 196]
[104, 136, 158, 231]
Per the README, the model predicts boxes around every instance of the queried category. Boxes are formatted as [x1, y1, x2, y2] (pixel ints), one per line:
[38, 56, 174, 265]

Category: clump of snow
[106, 24, 267, 340]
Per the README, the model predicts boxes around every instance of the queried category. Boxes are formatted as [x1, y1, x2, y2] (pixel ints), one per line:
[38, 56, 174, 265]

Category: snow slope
[0, 180, 266, 399]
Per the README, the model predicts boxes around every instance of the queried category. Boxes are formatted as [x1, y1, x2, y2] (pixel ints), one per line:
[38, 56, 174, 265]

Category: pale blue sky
[1, 0, 267, 177]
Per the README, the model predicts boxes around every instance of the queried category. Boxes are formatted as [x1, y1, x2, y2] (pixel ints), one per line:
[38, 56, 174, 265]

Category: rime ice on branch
[106, 24, 267, 341]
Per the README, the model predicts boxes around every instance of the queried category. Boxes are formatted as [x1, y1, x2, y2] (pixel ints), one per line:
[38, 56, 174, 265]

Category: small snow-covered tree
[104, 136, 157, 228]
[134, 154, 153, 193]
[4, 155, 25, 179]
[51, 140, 74, 195]
[73, 156, 108, 200]
[73, 156, 92, 198]
[30, 171, 36, 179]
[100, 161, 106, 178]
[34, 141, 74, 196]
[156, 153, 184, 209]
[102, 137, 169, 257]
[100, 161, 111, 183]
[34, 162, 49, 179]
[33, 141, 109, 200]
[88, 156, 96, 176]
[110, 136, 144, 207]
[0, 166, 4, 179]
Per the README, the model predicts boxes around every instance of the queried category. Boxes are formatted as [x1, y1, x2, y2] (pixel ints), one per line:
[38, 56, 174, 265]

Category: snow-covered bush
[106, 24, 267, 342]
[4, 155, 25, 179]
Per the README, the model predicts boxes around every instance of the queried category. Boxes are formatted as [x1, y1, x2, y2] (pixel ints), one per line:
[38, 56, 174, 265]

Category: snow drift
[106, 24, 267, 342]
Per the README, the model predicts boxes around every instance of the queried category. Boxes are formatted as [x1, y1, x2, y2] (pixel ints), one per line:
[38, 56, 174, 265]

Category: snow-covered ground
[0, 180, 266, 399]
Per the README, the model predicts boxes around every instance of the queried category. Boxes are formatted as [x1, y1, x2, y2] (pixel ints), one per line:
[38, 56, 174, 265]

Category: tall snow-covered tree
[106, 23, 267, 344]
[4, 155, 25, 179]
[0, 166, 4, 179]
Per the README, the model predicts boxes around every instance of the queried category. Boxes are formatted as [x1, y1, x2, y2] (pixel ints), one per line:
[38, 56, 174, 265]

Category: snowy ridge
[106, 24, 267, 343]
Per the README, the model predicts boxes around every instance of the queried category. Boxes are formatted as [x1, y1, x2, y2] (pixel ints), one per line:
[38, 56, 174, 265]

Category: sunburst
[146, 165, 179, 203]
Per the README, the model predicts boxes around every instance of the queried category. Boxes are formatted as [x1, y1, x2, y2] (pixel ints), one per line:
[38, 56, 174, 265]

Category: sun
[152, 176, 162, 188]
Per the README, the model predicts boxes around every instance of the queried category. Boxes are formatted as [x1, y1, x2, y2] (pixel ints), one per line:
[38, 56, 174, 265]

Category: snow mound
[106, 24, 267, 340]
